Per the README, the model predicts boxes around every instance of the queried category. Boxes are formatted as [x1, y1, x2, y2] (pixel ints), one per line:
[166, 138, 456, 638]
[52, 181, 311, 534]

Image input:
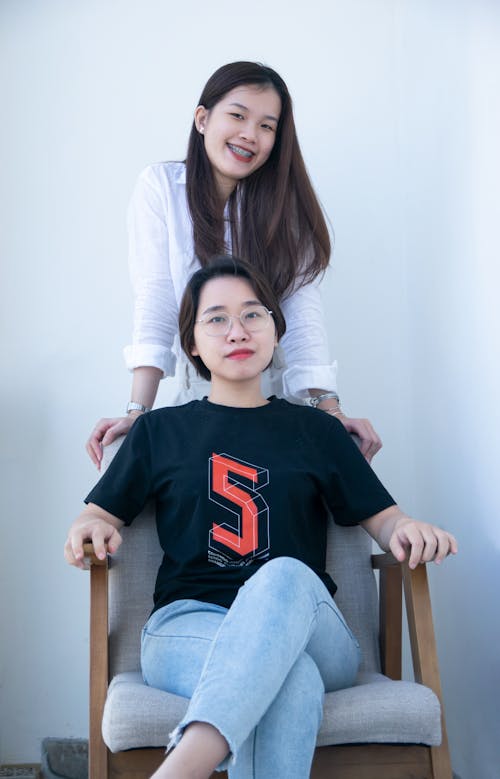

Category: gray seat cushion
[102, 671, 441, 753]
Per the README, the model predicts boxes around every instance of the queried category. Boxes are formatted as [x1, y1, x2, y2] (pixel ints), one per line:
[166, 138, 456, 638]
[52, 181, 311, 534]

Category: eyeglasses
[196, 305, 273, 337]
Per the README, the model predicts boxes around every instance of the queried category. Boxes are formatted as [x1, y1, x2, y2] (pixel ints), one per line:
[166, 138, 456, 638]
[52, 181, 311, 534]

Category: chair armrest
[402, 562, 452, 777]
[402, 562, 443, 690]
[371, 553, 402, 678]
[86, 543, 109, 778]
[83, 542, 108, 566]
[370, 552, 448, 694]
[371, 552, 399, 568]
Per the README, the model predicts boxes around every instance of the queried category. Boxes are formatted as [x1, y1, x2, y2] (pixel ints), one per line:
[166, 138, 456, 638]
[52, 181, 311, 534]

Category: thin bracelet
[309, 392, 340, 408]
[326, 409, 345, 418]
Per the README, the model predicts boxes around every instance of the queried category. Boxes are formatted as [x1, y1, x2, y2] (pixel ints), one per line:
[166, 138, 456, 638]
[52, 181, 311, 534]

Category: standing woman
[86, 61, 381, 467]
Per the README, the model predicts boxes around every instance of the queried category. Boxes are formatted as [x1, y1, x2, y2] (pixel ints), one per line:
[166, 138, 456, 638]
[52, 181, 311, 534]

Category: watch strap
[126, 402, 151, 414]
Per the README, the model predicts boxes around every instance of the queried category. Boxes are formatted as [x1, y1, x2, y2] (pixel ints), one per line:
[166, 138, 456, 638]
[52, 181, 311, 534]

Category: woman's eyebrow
[201, 299, 262, 316]
[228, 102, 279, 122]
[201, 305, 226, 315]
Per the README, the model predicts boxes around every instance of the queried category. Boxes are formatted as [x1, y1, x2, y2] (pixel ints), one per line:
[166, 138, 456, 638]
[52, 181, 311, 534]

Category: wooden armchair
[86, 443, 452, 779]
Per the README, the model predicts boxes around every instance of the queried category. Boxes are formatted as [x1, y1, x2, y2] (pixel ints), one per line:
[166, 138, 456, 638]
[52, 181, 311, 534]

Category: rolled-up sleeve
[280, 277, 338, 399]
[123, 167, 179, 377]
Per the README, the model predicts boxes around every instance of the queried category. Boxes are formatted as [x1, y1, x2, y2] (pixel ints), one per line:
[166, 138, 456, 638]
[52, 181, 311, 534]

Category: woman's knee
[244, 556, 320, 600]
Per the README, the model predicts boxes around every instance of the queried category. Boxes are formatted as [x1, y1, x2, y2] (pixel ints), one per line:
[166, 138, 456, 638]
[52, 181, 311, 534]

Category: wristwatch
[309, 392, 340, 408]
[126, 402, 151, 415]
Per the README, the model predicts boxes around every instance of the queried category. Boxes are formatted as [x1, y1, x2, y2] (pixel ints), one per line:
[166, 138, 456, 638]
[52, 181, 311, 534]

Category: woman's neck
[207, 377, 268, 408]
[213, 172, 237, 206]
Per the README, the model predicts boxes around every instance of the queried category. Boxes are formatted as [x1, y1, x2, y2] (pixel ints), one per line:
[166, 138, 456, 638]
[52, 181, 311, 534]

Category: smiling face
[194, 85, 281, 200]
[191, 275, 278, 394]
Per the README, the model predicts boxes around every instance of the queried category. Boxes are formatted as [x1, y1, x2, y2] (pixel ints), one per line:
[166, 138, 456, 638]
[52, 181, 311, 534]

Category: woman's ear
[194, 105, 208, 134]
[190, 342, 199, 357]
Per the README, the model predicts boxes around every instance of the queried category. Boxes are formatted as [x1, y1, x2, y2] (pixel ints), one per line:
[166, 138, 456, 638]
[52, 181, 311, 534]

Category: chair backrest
[325, 523, 380, 672]
[103, 439, 381, 677]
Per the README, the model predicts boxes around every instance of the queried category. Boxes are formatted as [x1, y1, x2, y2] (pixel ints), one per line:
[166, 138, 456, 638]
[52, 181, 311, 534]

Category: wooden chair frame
[86, 545, 452, 779]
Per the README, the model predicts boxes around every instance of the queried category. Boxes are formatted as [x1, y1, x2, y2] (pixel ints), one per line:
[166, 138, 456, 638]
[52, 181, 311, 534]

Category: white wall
[0, 2, 498, 777]
[396, 4, 500, 778]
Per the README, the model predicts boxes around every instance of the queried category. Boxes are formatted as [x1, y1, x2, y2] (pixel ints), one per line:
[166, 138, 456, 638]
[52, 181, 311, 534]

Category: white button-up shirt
[124, 162, 337, 399]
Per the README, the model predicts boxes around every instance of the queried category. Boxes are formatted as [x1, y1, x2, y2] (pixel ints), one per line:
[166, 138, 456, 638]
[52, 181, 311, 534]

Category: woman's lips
[227, 143, 254, 163]
[226, 349, 254, 360]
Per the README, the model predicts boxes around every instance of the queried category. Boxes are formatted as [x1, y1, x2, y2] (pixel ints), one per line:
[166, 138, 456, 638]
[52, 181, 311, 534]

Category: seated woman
[65, 255, 457, 779]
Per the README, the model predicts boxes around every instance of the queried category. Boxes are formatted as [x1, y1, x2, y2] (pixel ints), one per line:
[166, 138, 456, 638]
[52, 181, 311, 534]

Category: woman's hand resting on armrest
[64, 503, 125, 569]
[362, 505, 458, 569]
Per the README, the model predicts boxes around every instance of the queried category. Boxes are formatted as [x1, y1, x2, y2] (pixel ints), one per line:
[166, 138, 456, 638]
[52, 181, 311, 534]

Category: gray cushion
[100, 437, 442, 753]
[102, 671, 441, 753]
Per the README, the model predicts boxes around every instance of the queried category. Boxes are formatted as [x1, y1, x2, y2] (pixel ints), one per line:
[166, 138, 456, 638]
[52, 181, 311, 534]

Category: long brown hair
[179, 255, 286, 381]
[186, 62, 331, 300]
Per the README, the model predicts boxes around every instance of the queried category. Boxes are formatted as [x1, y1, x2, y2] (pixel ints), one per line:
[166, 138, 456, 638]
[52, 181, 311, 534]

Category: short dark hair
[179, 255, 287, 381]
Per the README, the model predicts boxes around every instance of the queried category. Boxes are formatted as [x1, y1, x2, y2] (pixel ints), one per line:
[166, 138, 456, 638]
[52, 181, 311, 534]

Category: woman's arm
[308, 388, 382, 462]
[86, 164, 181, 467]
[86, 366, 162, 468]
[64, 503, 125, 569]
[280, 280, 382, 461]
[279, 279, 336, 395]
[361, 505, 458, 568]
[125, 164, 183, 376]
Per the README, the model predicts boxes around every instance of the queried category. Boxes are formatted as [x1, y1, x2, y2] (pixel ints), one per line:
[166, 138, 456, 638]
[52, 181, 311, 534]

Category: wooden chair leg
[430, 741, 454, 779]
[89, 555, 109, 779]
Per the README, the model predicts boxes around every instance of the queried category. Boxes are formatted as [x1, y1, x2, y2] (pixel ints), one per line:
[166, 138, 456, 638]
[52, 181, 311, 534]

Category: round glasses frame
[195, 306, 273, 337]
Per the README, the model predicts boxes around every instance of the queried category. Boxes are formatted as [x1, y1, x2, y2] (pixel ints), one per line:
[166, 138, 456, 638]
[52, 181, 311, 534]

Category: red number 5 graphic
[209, 453, 269, 558]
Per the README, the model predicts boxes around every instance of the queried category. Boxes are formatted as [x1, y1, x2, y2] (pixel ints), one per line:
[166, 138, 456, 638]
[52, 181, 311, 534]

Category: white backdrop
[1, 2, 499, 778]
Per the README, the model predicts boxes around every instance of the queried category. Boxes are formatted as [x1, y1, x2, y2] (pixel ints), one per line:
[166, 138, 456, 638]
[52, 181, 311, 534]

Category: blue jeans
[141, 557, 361, 778]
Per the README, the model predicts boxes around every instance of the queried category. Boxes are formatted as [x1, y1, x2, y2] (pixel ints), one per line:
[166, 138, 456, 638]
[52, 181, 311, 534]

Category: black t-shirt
[86, 398, 395, 612]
